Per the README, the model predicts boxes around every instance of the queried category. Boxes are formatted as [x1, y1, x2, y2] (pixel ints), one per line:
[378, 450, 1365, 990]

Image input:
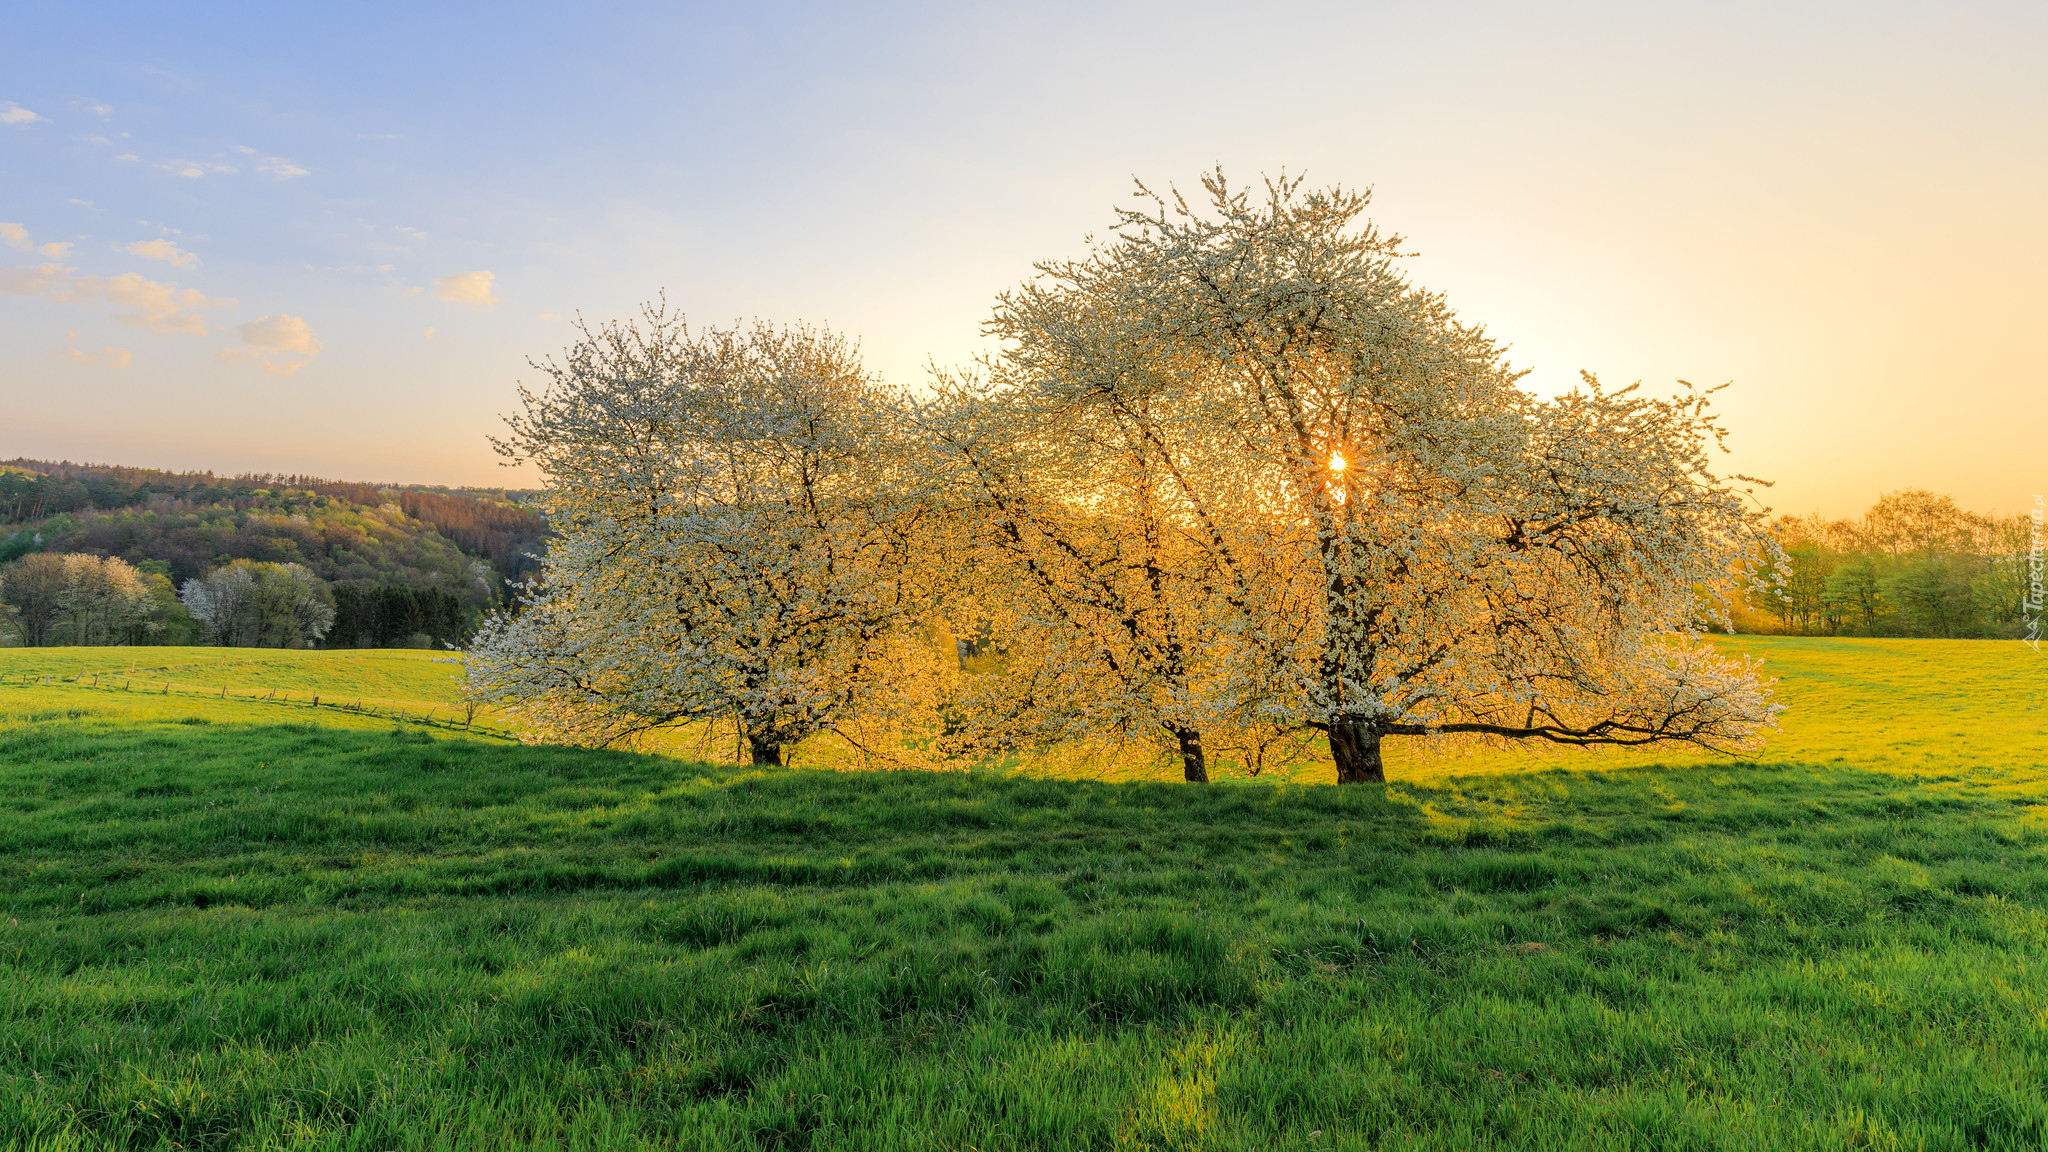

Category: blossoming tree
[923, 368, 1264, 782]
[989, 171, 1780, 782]
[466, 307, 946, 764]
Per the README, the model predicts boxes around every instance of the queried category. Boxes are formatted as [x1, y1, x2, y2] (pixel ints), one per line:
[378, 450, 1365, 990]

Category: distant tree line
[1738, 489, 2033, 638]
[2, 551, 472, 650]
[0, 460, 387, 522]
[0, 459, 546, 595]
[0, 459, 550, 648]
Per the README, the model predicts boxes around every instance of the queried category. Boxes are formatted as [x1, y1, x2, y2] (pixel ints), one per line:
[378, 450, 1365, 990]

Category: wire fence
[2, 670, 520, 740]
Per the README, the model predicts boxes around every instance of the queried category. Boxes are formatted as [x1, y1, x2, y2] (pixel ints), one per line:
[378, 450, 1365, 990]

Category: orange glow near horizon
[0, 5, 2039, 517]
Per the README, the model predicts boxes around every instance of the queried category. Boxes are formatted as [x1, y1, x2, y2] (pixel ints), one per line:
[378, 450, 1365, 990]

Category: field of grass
[0, 647, 491, 736]
[0, 647, 466, 701]
[1386, 637, 2048, 785]
[1, 638, 2045, 1149]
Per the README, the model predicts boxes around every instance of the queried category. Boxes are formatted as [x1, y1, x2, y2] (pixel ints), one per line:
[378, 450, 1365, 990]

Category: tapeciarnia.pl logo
[2024, 494, 2044, 652]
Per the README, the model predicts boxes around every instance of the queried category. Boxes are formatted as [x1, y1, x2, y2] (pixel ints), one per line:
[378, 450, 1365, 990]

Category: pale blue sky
[3, 1, 2042, 516]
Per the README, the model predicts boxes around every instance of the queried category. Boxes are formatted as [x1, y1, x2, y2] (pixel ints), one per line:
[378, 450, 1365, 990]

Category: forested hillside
[0, 459, 547, 648]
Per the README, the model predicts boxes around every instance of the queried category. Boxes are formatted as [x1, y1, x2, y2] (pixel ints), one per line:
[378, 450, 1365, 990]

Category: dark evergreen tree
[328, 583, 471, 648]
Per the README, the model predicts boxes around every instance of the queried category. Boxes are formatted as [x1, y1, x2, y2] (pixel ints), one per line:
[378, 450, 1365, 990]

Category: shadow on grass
[4, 717, 2036, 933]
[5, 718, 2047, 1149]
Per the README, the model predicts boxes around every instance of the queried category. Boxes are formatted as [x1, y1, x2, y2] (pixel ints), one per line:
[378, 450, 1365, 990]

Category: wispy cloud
[237, 314, 321, 355]
[0, 261, 235, 334]
[124, 238, 199, 269]
[54, 345, 132, 369]
[1, 102, 45, 125]
[234, 145, 308, 177]
[161, 159, 237, 179]
[219, 314, 322, 375]
[396, 226, 428, 241]
[111, 144, 305, 181]
[433, 270, 499, 308]
[5, 225, 76, 259]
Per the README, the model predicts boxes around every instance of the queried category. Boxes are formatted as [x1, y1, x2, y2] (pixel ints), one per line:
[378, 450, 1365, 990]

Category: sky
[2, 0, 2042, 518]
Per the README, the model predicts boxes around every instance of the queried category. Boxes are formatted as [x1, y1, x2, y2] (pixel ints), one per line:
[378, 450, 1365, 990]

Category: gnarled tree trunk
[1327, 718, 1385, 783]
[1170, 725, 1209, 783]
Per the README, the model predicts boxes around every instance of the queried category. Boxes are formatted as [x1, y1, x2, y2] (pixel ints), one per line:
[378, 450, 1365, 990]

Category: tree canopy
[470, 172, 1785, 782]
[0, 553, 163, 647]
[1747, 490, 2035, 638]
[467, 310, 950, 765]
[942, 171, 1780, 782]
[180, 560, 336, 649]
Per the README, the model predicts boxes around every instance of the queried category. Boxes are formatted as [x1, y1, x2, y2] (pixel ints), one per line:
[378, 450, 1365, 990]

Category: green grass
[1386, 636, 2048, 784]
[0, 639, 2045, 1149]
[0, 646, 469, 706]
[0, 647, 490, 734]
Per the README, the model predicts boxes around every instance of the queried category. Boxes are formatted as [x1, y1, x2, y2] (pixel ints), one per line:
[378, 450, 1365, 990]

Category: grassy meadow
[0, 648, 478, 732]
[1, 639, 2045, 1149]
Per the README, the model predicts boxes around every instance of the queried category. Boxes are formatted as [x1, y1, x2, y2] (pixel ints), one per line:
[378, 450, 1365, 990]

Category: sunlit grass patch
[0, 645, 467, 702]
[1377, 636, 2048, 787]
[0, 646, 505, 737]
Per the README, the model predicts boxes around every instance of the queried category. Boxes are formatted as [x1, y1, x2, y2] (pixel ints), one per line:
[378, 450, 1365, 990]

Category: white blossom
[974, 170, 1780, 782]
[466, 305, 951, 765]
[467, 174, 1781, 785]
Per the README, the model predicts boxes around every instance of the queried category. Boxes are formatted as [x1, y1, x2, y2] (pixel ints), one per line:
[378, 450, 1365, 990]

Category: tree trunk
[1170, 725, 1209, 783]
[1328, 718, 1385, 783]
[746, 734, 785, 767]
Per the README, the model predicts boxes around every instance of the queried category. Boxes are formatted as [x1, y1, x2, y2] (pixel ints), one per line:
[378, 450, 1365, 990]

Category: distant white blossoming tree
[180, 560, 334, 648]
[986, 171, 1781, 783]
[466, 307, 948, 765]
